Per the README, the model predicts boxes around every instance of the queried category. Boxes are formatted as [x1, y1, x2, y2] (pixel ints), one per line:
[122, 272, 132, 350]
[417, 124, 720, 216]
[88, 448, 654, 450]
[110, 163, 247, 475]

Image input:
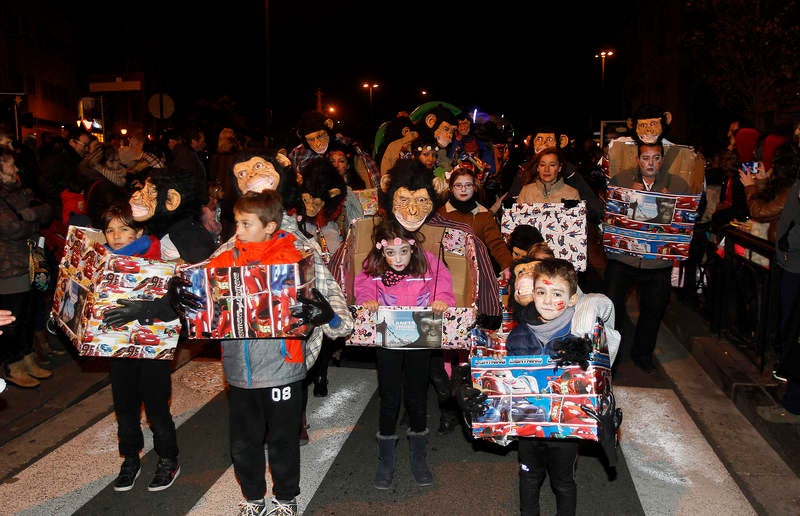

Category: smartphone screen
[741, 161, 760, 174]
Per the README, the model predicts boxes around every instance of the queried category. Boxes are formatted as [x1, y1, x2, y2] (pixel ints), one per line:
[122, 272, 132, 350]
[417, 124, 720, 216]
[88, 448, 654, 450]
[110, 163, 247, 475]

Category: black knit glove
[458, 386, 489, 418]
[451, 365, 488, 418]
[551, 335, 593, 370]
[581, 391, 623, 468]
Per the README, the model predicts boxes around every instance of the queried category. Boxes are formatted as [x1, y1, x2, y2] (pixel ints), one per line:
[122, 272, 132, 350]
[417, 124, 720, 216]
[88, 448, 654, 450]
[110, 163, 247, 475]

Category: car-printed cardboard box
[51, 226, 181, 360]
[468, 321, 612, 444]
[178, 252, 315, 339]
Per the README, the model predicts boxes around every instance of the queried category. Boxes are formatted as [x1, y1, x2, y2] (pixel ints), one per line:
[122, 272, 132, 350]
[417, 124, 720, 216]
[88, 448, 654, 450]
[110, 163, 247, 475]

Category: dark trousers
[778, 270, 800, 368]
[376, 347, 431, 435]
[307, 335, 344, 383]
[0, 290, 35, 364]
[429, 350, 458, 423]
[110, 358, 178, 460]
[604, 260, 672, 368]
[229, 381, 303, 502]
[518, 438, 578, 516]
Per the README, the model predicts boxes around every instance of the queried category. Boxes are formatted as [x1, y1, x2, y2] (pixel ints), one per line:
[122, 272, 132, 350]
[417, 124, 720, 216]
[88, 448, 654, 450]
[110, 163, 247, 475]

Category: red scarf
[207, 231, 301, 267]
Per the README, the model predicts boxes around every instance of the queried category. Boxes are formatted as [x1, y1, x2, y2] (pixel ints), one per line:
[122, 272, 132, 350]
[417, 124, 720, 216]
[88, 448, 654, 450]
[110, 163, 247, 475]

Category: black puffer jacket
[0, 182, 53, 279]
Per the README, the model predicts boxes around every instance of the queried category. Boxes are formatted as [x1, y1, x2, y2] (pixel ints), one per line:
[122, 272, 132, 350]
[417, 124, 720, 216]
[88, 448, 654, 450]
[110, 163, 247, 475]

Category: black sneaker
[113, 456, 141, 492]
[147, 457, 180, 492]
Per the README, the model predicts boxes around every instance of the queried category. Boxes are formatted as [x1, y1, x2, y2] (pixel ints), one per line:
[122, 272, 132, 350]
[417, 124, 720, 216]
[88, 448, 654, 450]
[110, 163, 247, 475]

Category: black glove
[551, 335, 593, 370]
[451, 364, 488, 418]
[103, 297, 176, 327]
[167, 275, 204, 318]
[475, 314, 501, 331]
[581, 391, 623, 468]
[290, 287, 335, 326]
[457, 385, 489, 418]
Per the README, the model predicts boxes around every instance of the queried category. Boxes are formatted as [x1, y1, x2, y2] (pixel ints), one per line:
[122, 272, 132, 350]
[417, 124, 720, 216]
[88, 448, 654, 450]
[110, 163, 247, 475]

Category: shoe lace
[238, 500, 265, 516]
[267, 499, 297, 516]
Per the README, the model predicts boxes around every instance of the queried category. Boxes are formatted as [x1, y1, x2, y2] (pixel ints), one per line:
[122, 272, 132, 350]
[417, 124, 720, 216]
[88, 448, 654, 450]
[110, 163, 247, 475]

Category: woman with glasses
[438, 166, 513, 274]
[431, 165, 514, 435]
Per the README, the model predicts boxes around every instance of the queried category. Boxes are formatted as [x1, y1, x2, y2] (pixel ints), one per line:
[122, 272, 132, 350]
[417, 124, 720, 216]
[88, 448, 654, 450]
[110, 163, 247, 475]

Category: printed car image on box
[51, 226, 181, 360]
[178, 253, 315, 339]
[603, 186, 701, 261]
[469, 356, 611, 442]
[467, 321, 612, 443]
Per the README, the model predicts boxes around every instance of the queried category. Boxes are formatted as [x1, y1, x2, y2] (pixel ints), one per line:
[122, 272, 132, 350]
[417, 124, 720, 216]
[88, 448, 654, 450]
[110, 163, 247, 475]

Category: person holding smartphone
[739, 136, 793, 243]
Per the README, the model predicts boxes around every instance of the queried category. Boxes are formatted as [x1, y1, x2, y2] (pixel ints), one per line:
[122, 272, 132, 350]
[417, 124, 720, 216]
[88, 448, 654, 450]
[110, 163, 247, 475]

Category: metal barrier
[711, 226, 779, 371]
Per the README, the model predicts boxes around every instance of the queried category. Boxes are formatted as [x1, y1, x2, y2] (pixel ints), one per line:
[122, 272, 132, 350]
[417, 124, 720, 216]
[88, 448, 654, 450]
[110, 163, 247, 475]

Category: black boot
[407, 429, 433, 486]
[429, 357, 451, 404]
[313, 376, 328, 397]
[374, 433, 398, 490]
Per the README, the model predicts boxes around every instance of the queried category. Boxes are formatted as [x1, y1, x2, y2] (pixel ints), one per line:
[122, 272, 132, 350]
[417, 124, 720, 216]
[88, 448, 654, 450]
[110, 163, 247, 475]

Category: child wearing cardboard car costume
[504, 257, 621, 516]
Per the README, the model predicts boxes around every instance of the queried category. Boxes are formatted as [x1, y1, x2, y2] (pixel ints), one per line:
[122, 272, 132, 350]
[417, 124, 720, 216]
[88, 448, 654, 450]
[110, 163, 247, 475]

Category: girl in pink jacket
[353, 218, 455, 490]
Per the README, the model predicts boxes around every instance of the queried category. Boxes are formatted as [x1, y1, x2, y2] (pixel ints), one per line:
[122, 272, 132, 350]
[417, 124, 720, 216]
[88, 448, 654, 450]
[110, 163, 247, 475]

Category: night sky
[83, 2, 625, 143]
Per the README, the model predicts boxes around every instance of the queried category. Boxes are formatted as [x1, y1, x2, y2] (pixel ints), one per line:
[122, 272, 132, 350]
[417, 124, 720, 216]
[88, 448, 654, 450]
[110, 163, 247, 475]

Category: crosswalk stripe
[616, 386, 754, 516]
[0, 359, 759, 515]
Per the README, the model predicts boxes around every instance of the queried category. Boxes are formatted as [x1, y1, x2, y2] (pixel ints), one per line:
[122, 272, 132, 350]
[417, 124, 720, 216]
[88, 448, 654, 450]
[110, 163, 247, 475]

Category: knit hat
[735, 127, 761, 162]
[759, 134, 789, 172]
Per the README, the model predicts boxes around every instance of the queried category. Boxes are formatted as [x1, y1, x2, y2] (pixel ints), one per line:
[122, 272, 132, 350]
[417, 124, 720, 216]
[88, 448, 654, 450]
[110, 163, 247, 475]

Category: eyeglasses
[452, 183, 474, 190]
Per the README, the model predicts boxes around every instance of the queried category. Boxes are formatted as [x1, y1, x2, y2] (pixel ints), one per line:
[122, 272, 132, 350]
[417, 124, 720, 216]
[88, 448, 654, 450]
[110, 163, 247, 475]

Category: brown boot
[23, 353, 52, 379]
[35, 330, 67, 357]
[32, 331, 52, 364]
[6, 360, 40, 388]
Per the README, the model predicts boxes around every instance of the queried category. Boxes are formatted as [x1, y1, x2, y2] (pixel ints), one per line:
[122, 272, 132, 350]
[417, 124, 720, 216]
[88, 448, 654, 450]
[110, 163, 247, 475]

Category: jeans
[604, 260, 672, 367]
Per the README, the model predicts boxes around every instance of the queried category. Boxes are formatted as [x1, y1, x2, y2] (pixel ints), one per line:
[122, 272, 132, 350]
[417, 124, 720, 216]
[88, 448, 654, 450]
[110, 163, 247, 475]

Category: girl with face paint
[353, 219, 456, 490]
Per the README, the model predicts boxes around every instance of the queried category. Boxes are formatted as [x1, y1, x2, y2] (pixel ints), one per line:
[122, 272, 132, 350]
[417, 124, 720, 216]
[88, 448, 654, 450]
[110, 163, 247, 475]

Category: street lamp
[362, 81, 379, 117]
[594, 50, 614, 116]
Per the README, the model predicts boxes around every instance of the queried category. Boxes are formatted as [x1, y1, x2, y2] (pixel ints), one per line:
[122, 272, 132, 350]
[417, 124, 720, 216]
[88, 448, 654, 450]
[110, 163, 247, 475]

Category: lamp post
[594, 50, 614, 117]
[362, 81, 379, 121]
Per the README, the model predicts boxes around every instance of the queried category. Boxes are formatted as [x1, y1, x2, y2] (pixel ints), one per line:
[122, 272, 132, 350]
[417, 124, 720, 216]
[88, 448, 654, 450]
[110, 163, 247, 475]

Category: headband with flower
[376, 237, 415, 250]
